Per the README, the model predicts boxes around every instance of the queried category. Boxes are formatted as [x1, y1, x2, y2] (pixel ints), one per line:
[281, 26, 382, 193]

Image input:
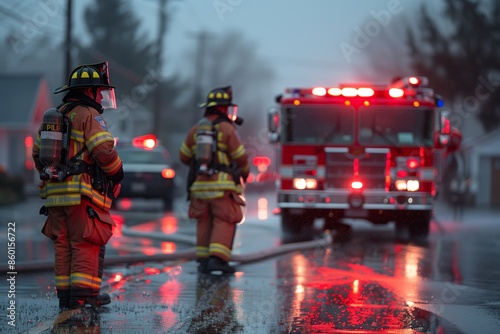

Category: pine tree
[77, 0, 157, 94]
[407, 0, 500, 132]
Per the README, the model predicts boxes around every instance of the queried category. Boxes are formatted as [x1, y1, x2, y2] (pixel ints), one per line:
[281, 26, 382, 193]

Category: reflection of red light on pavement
[144, 267, 161, 275]
[158, 280, 182, 329]
[258, 197, 268, 220]
[113, 273, 123, 282]
[161, 242, 176, 253]
[142, 247, 157, 256]
[159, 280, 182, 305]
[352, 279, 359, 294]
[161, 216, 177, 234]
[111, 214, 124, 236]
[140, 239, 153, 246]
[25, 160, 34, 170]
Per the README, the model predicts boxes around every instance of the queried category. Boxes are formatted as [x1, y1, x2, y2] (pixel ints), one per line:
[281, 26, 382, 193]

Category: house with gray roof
[0, 74, 53, 183]
[460, 128, 500, 208]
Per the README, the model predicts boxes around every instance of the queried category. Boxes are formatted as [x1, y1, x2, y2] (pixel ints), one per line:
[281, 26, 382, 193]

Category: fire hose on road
[5, 226, 332, 272]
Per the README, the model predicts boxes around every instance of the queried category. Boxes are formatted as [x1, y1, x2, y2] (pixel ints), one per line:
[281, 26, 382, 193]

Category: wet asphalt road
[1, 190, 500, 333]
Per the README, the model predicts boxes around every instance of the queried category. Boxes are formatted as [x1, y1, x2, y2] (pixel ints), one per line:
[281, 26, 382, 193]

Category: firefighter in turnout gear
[179, 86, 249, 274]
[32, 62, 123, 311]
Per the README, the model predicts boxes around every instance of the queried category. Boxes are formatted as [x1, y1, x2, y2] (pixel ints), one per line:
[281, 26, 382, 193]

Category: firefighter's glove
[38, 180, 48, 189]
[39, 205, 48, 216]
[109, 167, 124, 184]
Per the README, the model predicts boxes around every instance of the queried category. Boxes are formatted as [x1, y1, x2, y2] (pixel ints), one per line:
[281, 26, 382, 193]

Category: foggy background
[1, 0, 499, 159]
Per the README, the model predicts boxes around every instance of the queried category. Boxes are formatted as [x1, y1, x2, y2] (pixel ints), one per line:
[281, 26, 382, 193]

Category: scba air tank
[195, 117, 215, 174]
[39, 108, 64, 180]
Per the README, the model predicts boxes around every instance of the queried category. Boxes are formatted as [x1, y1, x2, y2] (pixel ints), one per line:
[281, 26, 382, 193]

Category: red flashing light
[133, 134, 157, 150]
[408, 77, 420, 85]
[357, 87, 375, 97]
[397, 170, 408, 178]
[342, 87, 358, 97]
[253, 156, 271, 167]
[327, 87, 341, 96]
[351, 181, 363, 189]
[25, 136, 33, 148]
[406, 158, 419, 170]
[312, 87, 327, 96]
[389, 88, 404, 98]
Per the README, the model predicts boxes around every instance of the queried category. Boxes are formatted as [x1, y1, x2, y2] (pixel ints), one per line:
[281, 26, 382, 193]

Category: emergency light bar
[296, 87, 376, 98]
[391, 76, 429, 88]
[283, 75, 443, 105]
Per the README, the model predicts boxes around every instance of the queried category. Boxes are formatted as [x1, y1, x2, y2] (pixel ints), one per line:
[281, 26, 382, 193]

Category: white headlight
[407, 180, 420, 192]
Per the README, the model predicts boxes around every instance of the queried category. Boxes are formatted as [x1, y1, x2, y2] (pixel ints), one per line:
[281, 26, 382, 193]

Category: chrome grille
[325, 148, 389, 189]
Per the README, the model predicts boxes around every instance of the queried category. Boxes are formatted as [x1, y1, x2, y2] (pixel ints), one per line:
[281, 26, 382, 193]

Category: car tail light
[133, 134, 157, 150]
[162, 168, 175, 179]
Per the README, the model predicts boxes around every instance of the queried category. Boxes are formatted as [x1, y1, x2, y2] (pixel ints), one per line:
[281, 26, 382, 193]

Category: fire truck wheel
[281, 209, 314, 243]
[408, 211, 431, 239]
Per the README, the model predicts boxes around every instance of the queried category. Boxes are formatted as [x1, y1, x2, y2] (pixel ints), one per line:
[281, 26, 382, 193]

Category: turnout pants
[41, 196, 114, 304]
[189, 191, 245, 262]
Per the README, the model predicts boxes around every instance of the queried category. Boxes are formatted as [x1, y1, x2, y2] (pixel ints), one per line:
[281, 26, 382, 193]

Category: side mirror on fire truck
[446, 127, 462, 153]
[435, 111, 451, 149]
[267, 107, 280, 143]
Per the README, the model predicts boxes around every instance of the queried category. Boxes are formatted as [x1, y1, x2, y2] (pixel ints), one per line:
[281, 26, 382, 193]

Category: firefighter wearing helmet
[179, 86, 249, 274]
[32, 62, 123, 311]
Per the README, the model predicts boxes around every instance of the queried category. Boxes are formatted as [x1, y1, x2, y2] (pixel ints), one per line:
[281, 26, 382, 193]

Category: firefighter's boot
[197, 258, 209, 274]
[97, 293, 111, 306]
[57, 289, 71, 312]
[206, 256, 236, 274]
[70, 292, 111, 309]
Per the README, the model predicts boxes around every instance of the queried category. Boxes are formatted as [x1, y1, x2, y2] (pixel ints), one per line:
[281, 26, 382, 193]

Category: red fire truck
[268, 76, 461, 241]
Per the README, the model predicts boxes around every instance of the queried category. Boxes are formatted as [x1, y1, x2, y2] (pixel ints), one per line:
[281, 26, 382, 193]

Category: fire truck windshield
[358, 106, 434, 147]
[282, 106, 355, 144]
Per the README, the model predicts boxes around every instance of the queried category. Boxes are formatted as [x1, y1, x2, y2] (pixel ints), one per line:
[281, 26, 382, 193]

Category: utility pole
[64, 0, 73, 80]
[152, 0, 168, 137]
[188, 31, 211, 124]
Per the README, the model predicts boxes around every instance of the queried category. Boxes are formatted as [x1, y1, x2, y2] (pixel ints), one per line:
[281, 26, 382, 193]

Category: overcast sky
[1, 0, 448, 95]
[70, 0, 435, 94]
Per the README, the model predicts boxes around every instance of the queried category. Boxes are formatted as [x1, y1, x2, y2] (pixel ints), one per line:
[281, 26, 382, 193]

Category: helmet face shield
[100, 88, 117, 109]
[228, 105, 238, 121]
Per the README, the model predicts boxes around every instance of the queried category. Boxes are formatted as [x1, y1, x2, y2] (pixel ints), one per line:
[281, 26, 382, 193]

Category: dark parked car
[115, 135, 176, 210]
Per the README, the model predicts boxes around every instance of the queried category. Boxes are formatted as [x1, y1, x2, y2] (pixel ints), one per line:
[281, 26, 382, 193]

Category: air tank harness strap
[69, 158, 115, 199]
[214, 162, 243, 186]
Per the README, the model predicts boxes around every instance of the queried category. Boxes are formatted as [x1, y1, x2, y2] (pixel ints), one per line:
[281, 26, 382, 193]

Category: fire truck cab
[268, 76, 461, 241]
